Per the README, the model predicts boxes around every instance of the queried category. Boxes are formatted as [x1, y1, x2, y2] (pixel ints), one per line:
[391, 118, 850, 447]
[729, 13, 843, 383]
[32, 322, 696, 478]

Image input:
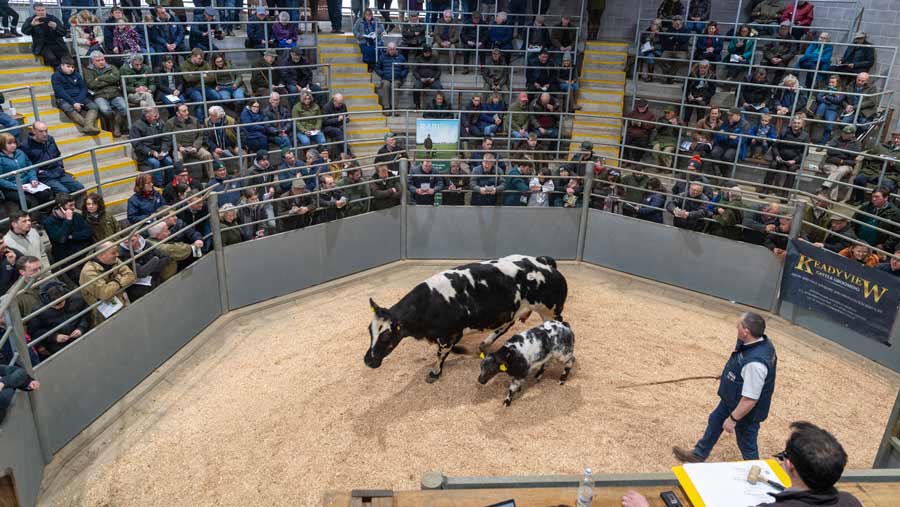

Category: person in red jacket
[781, 1, 814, 40]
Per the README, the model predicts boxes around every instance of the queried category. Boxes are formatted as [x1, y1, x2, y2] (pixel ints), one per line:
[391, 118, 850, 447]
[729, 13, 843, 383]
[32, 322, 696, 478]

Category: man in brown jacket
[79, 241, 136, 326]
[431, 10, 460, 67]
[166, 103, 213, 181]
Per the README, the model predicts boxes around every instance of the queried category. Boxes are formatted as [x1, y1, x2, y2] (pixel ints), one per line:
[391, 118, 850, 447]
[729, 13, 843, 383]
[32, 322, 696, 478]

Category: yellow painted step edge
[0, 54, 36, 61]
[68, 146, 126, 161]
[585, 50, 627, 56]
[582, 78, 626, 85]
[70, 159, 136, 178]
[0, 80, 50, 91]
[55, 133, 113, 145]
[0, 66, 51, 75]
[586, 41, 630, 47]
[581, 90, 625, 96]
[333, 73, 371, 79]
[319, 43, 356, 47]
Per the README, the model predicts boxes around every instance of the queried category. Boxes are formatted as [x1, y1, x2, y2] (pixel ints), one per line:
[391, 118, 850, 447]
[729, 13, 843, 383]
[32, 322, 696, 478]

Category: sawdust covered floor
[38, 262, 900, 507]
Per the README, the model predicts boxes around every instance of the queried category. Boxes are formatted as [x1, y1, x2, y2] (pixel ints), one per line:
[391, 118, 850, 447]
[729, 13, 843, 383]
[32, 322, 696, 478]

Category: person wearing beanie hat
[413, 43, 442, 109]
[245, 5, 275, 49]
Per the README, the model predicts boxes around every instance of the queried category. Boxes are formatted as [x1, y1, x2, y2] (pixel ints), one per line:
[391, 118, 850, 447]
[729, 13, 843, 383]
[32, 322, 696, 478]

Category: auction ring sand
[37, 261, 900, 506]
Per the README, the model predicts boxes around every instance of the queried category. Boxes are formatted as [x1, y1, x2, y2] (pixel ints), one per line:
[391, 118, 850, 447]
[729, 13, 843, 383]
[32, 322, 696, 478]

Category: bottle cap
[585, 468, 592, 475]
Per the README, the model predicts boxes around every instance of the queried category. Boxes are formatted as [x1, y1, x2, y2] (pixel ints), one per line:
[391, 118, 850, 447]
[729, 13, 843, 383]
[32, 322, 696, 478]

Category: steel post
[90, 149, 103, 198]
[399, 157, 408, 260]
[575, 165, 594, 261]
[207, 193, 230, 312]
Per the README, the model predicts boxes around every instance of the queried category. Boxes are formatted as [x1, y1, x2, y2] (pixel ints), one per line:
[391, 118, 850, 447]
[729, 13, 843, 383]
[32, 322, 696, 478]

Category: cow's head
[364, 298, 402, 368]
[478, 350, 509, 384]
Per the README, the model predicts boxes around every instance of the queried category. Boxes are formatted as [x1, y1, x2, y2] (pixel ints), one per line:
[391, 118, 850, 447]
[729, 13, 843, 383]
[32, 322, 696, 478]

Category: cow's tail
[537, 255, 557, 270]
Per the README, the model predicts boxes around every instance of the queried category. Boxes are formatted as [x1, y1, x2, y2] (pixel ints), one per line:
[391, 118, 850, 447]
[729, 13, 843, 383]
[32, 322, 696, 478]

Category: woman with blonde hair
[70, 10, 103, 57]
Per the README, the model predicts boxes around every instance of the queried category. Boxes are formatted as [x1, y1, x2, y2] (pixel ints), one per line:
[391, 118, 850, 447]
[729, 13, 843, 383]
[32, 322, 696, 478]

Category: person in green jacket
[338, 166, 371, 216]
[706, 186, 744, 240]
[119, 54, 156, 109]
[652, 106, 684, 169]
[292, 91, 325, 147]
[180, 48, 218, 123]
[83, 51, 127, 136]
[503, 161, 534, 206]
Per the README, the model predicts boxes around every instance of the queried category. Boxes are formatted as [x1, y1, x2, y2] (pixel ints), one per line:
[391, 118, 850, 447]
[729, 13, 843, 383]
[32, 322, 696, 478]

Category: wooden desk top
[324, 481, 900, 507]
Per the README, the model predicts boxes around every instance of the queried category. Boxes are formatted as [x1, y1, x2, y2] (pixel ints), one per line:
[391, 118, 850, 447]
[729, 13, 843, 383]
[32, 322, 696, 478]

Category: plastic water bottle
[576, 468, 593, 507]
[434, 191, 442, 206]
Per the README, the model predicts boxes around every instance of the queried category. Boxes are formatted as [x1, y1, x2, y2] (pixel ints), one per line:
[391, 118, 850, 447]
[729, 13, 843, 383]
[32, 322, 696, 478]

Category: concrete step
[580, 89, 626, 102]
[578, 99, 624, 115]
[585, 40, 631, 52]
[331, 72, 373, 86]
[584, 50, 627, 64]
[582, 69, 627, 82]
[326, 62, 369, 73]
[0, 66, 53, 85]
[344, 93, 381, 107]
[318, 42, 359, 54]
[69, 157, 138, 187]
[582, 60, 626, 72]
[10, 94, 55, 114]
[102, 189, 135, 215]
[0, 54, 41, 66]
[570, 124, 621, 138]
[347, 126, 391, 141]
[0, 40, 35, 55]
[319, 52, 364, 64]
[52, 131, 117, 154]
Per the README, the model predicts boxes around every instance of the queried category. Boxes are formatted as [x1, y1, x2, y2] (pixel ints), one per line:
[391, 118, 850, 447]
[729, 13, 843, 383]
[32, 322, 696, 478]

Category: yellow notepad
[672, 459, 792, 507]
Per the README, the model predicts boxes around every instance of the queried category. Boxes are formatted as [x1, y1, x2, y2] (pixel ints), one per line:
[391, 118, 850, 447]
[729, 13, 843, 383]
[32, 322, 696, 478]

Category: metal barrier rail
[0, 85, 41, 137]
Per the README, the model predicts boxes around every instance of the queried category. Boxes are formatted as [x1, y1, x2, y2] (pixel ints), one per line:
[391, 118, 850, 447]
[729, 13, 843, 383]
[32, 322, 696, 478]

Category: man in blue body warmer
[673, 311, 777, 462]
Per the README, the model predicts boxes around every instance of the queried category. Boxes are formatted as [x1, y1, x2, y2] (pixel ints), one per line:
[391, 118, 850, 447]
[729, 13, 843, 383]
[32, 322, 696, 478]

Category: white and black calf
[478, 320, 575, 406]
[364, 255, 568, 383]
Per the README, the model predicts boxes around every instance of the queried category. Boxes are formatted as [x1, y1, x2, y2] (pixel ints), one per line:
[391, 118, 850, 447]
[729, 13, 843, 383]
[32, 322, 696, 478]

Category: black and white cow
[364, 254, 568, 383]
[478, 320, 575, 406]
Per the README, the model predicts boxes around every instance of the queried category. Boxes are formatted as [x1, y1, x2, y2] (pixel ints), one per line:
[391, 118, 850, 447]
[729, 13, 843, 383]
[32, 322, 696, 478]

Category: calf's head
[478, 350, 509, 384]
[364, 298, 402, 369]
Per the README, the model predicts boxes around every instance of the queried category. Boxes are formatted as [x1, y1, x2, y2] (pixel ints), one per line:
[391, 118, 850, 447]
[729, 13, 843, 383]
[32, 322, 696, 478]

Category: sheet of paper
[165, 94, 183, 103]
[683, 460, 784, 507]
[97, 296, 124, 319]
[641, 41, 653, 53]
[23, 182, 50, 194]
[420, 182, 430, 190]
[134, 276, 153, 287]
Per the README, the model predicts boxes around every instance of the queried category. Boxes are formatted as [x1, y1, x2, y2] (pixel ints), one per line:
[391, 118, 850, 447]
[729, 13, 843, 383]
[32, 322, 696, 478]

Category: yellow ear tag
[371, 307, 376, 314]
[499, 364, 508, 372]
[479, 352, 485, 359]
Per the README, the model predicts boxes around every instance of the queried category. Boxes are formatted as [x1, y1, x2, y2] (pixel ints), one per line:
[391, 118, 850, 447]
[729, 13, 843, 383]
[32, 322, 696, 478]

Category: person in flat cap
[245, 6, 275, 48]
[832, 31, 875, 76]
[413, 43, 442, 109]
[401, 11, 427, 58]
[374, 132, 407, 174]
[189, 6, 223, 52]
[761, 20, 798, 84]
[482, 44, 510, 93]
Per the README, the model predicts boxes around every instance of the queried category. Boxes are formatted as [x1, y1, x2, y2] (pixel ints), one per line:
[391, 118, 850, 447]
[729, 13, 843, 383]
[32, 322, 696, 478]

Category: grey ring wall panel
[405, 206, 581, 260]
[582, 209, 781, 310]
[224, 208, 402, 309]
[0, 395, 44, 507]
[29, 254, 222, 456]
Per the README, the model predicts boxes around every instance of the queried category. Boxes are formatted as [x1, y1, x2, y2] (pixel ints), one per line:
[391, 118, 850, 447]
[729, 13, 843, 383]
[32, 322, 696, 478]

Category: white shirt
[740, 337, 769, 400]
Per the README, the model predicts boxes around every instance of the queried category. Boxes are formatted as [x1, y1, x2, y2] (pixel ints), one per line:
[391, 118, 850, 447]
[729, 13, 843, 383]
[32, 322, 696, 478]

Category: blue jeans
[221, 0, 242, 26]
[537, 127, 559, 138]
[297, 131, 326, 146]
[692, 400, 761, 461]
[187, 87, 222, 122]
[217, 87, 246, 106]
[686, 21, 706, 33]
[510, 130, 528, 139]
[144, 156, 175, 187]
[483, 124, 501, 137]
[815, 104, 839, 142]
[94, 96, 128, 115]
[560, 81, 579, 93]
[852, 175, 895, 203]
[271, 134, 292, 150]
[43, 174, 85, 195]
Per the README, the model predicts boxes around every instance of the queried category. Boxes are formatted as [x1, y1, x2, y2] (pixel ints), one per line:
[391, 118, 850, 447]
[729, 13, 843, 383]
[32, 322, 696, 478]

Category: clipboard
[672, 459, 791, 507]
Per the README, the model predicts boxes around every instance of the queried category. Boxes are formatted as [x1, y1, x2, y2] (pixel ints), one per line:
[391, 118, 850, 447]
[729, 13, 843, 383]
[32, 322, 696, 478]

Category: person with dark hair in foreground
[623, 421, 861, 507]
[673, 312, 777, 462]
